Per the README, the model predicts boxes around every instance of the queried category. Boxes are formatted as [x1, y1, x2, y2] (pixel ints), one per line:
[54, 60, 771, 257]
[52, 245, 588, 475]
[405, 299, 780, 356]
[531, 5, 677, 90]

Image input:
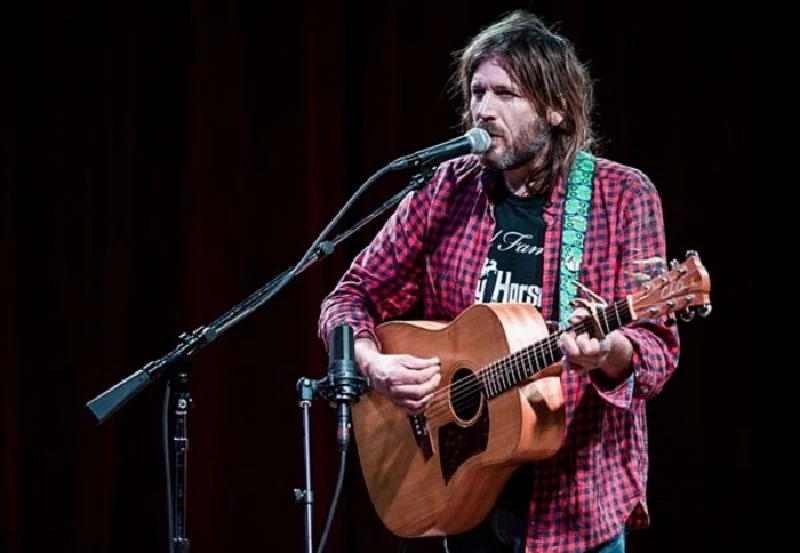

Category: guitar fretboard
[479, 298, 633, 399]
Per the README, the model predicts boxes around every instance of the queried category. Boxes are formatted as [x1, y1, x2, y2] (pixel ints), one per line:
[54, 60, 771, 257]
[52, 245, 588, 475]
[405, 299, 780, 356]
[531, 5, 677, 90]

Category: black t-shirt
[474, 190, 546, 308]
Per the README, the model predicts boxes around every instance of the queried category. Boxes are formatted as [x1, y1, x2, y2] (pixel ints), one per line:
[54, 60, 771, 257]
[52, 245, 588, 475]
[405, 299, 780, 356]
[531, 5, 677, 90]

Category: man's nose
[474, 94, 498, 122]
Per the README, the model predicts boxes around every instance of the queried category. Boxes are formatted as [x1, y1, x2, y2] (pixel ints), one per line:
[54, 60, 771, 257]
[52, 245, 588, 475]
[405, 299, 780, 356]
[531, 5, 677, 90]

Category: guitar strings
[422, 323, 578, 422]
[422, 313, 613, 422]
[421, 300, 627, 423]
[424, 298, 630, 421]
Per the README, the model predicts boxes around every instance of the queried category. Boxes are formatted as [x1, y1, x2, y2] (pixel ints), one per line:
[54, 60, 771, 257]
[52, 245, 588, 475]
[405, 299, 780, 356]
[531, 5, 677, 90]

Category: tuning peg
[696, 304, 712, 318]
[651, 266, 666, 280]
[686, 249, 699, 258]
[670, 258, 679, 270]
[679, 307, 695, 322]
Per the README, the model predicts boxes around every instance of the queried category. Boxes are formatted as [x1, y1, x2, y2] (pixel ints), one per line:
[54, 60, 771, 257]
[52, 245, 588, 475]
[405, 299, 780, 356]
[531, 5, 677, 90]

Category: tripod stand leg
[294, 378, 315, 553]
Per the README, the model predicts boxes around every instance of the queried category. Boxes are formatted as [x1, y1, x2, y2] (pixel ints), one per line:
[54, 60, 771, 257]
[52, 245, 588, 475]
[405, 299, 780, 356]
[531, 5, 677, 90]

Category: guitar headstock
[630, 250, 712, 323]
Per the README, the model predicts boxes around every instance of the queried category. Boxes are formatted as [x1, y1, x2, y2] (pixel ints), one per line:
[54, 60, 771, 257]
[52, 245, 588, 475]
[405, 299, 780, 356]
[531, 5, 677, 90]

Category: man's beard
[478, 119, 550, 170]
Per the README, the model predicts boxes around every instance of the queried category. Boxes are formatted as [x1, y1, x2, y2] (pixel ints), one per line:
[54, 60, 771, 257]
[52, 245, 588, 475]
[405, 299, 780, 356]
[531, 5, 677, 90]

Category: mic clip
[311, 366, 370, 406]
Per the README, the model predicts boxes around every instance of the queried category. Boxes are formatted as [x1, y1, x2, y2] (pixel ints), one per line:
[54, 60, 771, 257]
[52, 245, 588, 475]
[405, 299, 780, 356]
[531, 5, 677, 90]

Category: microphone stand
[83, 157, 437, 553]
[295, 321, 370, 553]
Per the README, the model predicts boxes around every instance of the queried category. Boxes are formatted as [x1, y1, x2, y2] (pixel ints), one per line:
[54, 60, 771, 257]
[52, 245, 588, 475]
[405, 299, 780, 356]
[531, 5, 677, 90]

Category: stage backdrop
[1, 1, 768, 552]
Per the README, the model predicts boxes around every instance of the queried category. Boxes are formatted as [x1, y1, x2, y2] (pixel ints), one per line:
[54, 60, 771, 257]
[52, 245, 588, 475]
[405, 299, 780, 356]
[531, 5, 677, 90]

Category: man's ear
[548, 110, 564, 127]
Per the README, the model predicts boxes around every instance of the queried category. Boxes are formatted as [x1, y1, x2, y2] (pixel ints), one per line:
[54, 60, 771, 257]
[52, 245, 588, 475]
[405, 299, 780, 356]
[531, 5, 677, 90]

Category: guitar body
[350, 303, 566, 539]
[349, 251, 713, 539]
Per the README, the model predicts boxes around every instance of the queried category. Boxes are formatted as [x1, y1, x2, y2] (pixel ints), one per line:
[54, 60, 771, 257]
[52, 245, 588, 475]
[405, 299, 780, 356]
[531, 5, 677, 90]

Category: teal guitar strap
[558, 150, 596, 325]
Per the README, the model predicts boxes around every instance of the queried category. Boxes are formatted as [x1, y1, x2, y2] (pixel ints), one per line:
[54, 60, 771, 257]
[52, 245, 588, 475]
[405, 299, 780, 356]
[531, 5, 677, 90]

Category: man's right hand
[356, 340, 440, 415]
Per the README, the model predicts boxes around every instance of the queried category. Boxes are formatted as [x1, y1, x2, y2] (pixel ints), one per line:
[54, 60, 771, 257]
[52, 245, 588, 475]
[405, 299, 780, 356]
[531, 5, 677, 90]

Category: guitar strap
[557, 150, 596, 325]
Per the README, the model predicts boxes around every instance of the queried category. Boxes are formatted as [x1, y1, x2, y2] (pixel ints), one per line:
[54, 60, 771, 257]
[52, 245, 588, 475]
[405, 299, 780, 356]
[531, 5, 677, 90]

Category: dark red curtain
[1, 1, 776, 552]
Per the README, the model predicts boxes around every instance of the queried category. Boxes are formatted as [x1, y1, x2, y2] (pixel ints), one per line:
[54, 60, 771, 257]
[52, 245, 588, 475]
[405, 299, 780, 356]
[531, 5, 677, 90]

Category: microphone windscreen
[466, 127, 491, 154]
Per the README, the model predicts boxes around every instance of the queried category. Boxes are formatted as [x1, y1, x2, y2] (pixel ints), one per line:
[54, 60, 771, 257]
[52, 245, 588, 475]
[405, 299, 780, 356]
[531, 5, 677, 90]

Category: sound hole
[450, 367, 483, 422]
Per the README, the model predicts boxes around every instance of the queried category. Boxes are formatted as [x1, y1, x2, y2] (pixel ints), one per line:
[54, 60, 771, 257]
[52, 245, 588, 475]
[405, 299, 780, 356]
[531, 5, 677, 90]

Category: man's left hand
[557, 307, 634, 382]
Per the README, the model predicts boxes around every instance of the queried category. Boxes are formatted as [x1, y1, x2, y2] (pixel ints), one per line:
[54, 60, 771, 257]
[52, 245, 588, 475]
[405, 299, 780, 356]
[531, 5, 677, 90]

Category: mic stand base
[294, 378, 316, 553]
[168, 356, 192, 553]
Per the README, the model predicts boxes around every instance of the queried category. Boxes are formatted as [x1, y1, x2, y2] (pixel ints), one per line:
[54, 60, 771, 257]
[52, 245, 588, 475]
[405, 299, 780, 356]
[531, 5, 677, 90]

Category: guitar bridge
[409, 415, 433, 460]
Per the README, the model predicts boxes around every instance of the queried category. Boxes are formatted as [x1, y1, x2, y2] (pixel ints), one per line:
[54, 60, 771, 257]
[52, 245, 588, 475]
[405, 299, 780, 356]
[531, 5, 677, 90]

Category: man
[318, 9, 679, 553]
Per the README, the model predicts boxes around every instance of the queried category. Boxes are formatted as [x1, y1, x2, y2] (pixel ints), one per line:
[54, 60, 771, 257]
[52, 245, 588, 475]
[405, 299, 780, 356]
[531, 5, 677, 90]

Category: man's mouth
[477, 124, 502, 138]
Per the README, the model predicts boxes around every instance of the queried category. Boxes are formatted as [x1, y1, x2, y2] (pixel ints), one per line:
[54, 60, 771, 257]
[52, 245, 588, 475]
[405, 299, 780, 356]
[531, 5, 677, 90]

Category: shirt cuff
[354, 328, 382, 353]
[590, 367, 634, 410]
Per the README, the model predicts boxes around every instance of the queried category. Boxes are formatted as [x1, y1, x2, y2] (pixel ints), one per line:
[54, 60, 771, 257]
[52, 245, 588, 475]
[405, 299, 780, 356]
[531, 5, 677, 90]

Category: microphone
[326, 323, 366, 453]
[388, 127, 491, 170]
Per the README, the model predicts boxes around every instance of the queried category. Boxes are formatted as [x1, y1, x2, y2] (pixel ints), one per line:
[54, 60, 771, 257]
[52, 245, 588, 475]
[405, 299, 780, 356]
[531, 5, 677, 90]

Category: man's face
[469, 59, 548, 170]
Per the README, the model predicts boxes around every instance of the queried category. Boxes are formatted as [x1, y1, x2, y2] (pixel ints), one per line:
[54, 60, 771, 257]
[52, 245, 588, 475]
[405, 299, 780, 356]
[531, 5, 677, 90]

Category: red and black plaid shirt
[318, 154, 680, 553]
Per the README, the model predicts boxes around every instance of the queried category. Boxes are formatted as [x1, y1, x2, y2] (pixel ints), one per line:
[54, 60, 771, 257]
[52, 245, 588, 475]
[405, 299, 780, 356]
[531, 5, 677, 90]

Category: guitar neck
[480, 297, 633, 399]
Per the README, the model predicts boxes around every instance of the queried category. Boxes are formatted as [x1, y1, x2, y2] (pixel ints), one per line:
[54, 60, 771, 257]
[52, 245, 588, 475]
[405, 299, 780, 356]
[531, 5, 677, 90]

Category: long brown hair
[451, 10, 596, 194]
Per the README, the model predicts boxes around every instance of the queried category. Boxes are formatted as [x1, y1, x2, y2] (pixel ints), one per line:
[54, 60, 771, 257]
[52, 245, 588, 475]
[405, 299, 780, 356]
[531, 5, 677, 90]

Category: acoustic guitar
[350, 250, 712, 539]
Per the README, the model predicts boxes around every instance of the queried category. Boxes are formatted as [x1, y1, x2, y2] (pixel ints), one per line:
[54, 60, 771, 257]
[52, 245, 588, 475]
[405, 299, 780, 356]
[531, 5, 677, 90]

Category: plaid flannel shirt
[318, 153, 680, 553]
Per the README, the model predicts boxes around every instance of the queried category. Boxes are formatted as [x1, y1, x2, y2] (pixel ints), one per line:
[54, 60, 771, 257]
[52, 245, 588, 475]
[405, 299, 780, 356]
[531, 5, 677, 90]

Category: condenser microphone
[388, 127, 491, 170]
[326, 323, 366, 453]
